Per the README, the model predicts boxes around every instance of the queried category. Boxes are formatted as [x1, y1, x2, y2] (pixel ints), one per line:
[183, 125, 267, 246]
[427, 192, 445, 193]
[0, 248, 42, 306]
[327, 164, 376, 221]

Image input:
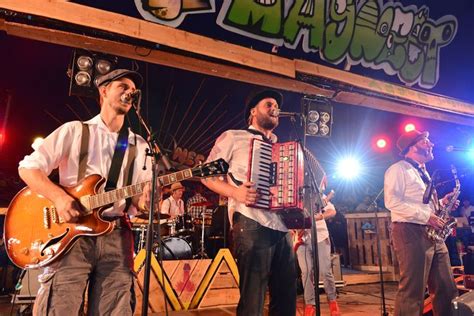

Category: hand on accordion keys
[232, 181, 258, 206]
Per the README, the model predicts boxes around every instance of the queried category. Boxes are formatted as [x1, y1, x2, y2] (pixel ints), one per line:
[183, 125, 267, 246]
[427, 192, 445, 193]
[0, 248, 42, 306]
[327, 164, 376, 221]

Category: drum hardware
[174, 214, 194, 237]
[193, 210, 213, 259]
[136, 225, 146, 252]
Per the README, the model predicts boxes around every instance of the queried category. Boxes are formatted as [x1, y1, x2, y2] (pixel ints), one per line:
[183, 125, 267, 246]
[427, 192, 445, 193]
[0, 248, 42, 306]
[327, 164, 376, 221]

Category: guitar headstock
[192, 159, 229, 178]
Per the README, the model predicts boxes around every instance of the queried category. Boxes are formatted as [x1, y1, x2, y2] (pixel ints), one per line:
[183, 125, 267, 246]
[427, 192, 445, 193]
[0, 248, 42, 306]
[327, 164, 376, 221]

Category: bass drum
[153, 237, 192, 260]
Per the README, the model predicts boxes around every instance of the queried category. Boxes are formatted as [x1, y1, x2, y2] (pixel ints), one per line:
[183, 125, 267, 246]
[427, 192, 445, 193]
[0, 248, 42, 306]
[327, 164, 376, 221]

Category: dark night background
[1, 0, 474, 209]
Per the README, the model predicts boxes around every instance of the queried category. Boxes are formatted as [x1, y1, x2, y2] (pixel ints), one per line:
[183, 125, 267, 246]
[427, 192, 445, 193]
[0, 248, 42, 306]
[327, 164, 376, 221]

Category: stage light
[376, 138, 387, 149]
[307, 110, 320, 122]
[76, 56, 93, 71]
[69, 49, 118, 98]
[336, 157, 361, 180]
[404, 123, 416, 132]
[302, 97, 333, 137]
[95, 59, 113, 75]
[74, 71, 91, 86]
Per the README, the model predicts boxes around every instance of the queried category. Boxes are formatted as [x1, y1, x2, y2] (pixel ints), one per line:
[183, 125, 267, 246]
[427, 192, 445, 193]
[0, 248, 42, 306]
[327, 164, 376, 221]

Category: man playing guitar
[17, 69, 153, 315]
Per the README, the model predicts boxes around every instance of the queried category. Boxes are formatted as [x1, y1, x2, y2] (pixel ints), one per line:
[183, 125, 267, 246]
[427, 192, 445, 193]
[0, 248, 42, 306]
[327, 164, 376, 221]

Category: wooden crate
[345, 212, 398, 278]
[133, 248, 239, 313]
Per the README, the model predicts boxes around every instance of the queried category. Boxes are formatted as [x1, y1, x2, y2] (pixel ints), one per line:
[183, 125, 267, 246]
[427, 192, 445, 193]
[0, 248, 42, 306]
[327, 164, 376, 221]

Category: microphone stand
[132, 100, 172, 316]
[371, 188, 389, 316]
[287, 114, 322, 316]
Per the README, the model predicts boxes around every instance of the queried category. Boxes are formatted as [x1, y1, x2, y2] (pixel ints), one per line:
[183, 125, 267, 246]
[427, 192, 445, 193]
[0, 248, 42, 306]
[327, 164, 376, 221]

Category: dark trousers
[391, 222, 458, 316]
[232, 213, 296, 316]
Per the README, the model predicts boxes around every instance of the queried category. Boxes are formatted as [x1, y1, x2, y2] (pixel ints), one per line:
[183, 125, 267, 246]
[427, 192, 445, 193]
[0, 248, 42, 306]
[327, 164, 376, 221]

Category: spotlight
[307, 110, 320, 122]
[302, 97, 333, 137]
[404, 123, 416, 132]
[69, 49, 118, 98]
[376, 138, 387, 149]
[74, 71, 91, 86]
[95, 59, 113, 75]
[76, 56, 93, 71]
[336, 157, 361, 180]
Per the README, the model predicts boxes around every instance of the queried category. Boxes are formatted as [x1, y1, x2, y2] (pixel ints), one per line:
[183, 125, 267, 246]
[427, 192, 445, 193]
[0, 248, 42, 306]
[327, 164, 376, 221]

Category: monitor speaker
[452, 291, 474, 315]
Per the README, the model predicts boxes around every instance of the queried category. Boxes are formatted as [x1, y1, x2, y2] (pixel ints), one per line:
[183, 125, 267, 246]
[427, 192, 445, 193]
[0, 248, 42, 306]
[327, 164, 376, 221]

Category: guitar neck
[86, 168, 195, 209]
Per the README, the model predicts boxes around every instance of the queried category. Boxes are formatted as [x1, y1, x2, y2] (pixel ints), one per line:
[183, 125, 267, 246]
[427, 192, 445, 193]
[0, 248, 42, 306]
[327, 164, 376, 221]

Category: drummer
[161, 182, 186, 218]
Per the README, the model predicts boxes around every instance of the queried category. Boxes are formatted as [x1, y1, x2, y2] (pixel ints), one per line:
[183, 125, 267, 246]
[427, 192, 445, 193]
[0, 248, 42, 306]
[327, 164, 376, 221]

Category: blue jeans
[232, 212, 296, 316]
[296, 238, 337, 304]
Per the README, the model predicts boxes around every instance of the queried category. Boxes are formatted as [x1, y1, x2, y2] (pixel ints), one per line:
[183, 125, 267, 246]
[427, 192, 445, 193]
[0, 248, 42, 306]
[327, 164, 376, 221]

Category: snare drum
[153, 237, 193, 260]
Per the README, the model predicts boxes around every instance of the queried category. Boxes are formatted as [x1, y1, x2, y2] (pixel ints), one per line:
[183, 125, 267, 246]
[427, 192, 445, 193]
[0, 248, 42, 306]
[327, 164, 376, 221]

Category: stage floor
[0, 282, 397, 315]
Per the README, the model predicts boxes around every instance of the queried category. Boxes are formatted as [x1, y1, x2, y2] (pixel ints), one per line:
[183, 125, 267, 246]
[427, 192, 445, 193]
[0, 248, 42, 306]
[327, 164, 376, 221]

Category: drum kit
[131, 201, 223, 260]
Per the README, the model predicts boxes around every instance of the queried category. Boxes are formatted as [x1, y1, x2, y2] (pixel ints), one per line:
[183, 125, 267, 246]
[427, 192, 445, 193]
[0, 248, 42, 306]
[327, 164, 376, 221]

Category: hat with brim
[244, 89, 283, 124]
[95, 69, 143, 88]
[170, 182, 185, 191]
[396, 130, 429, 155]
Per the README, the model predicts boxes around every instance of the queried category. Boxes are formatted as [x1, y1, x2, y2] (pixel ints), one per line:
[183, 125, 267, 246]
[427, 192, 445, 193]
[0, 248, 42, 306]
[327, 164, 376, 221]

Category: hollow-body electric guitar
[4, 159, 228, 269]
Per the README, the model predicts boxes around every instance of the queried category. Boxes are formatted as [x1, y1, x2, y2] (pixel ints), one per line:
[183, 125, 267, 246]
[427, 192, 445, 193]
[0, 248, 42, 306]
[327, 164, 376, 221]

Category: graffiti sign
[136, 0, 457, 89]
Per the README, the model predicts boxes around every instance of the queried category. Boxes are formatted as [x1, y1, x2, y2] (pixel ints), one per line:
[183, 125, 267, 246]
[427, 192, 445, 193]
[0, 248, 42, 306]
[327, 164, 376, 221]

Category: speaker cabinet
[13, 269, 41, 304]
[452, 291, 474, 316]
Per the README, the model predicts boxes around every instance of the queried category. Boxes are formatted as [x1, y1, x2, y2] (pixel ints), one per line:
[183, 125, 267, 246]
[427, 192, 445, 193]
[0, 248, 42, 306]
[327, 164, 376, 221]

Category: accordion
[247, 139, 327, 229]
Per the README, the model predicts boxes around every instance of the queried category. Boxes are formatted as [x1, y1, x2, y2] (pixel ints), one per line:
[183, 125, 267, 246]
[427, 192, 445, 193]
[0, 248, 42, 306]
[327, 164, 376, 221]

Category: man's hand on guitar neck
[54, 194, 82, 223]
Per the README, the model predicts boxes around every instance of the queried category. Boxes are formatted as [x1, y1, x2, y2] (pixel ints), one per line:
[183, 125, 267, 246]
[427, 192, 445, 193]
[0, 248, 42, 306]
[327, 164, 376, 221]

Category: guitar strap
[78, 122, 137, 212]
[78, 123, 90, 181]
[404, 158, 439, 210]
[105, 123, 129, 192]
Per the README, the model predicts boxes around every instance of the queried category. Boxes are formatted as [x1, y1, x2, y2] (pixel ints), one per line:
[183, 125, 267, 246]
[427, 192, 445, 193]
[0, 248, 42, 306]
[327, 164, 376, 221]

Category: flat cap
[95, 69, 143, 88]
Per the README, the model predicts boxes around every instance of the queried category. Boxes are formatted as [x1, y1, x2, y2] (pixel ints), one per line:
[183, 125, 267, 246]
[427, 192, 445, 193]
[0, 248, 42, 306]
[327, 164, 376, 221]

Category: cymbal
[136, 212, 171, 220]
[190, 201, 214, 207]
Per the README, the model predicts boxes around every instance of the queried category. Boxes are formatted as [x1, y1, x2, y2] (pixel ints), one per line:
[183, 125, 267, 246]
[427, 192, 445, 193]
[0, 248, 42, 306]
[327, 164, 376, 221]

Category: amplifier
[12, 269, 41, 304]
[452, 291, 474, 315]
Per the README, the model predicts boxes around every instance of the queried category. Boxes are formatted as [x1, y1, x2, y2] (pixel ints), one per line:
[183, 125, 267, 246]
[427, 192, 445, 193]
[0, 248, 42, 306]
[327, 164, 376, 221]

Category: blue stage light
[336, 157, 362, 180]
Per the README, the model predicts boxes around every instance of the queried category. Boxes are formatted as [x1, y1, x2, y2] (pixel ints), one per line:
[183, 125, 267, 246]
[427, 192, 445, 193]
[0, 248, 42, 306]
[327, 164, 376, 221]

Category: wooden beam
[333, 91, 474, 127]
[296, 60, 474, 116]
[0, 20, 334, 97]
[1, 6, 473, 125]
[0, 1, 295, 78]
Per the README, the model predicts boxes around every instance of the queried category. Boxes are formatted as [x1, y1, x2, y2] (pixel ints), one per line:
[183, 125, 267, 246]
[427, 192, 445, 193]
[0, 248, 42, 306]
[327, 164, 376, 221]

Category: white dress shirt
[206, 126, 287, 232]
[384, 160, 434, 224]
[19, 115, 152, 217]
[161, 196, 185, 217]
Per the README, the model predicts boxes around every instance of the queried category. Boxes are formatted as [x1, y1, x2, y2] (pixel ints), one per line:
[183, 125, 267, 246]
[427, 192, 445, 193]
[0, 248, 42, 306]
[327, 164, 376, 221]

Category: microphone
[446, 145, 473, 152]
[120, 89, 141, 104]
[270, 109, 300, 117]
